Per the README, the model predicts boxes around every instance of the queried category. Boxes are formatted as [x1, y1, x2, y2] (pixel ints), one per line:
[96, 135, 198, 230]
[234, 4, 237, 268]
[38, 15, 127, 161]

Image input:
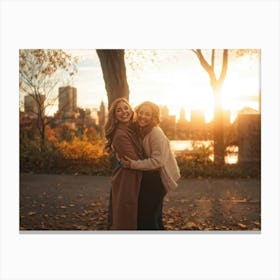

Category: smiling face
[136, 105, 153, 127]
[115, 100, 133, 124]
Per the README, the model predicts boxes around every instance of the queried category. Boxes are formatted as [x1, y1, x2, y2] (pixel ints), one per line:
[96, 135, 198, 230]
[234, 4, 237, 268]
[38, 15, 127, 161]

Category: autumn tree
[191, 49, 228, 165]
[96, 49, 129, 108]
[19, 49, 78, 151]
[191, 49, 259, 165]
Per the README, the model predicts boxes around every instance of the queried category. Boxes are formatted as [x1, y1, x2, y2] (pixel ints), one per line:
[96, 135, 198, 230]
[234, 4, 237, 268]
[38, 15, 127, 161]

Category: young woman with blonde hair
[105, 97, 143, 230]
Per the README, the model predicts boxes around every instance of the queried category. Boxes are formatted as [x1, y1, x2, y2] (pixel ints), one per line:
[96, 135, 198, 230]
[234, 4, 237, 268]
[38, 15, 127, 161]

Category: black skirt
[137, 170, 166, 230]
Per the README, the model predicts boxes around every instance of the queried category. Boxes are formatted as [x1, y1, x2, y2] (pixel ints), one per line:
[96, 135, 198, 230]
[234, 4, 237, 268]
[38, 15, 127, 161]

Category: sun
[127, 50, 260, 124]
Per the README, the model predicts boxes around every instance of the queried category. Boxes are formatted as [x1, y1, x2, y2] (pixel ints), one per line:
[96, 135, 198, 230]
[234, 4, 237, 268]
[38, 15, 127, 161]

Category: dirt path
[20, 173, 261, 231]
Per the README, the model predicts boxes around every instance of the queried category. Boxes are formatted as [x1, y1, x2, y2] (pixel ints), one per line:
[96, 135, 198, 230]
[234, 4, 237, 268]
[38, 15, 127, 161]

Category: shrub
[20, 138, 111, 175]
[176, 148, 260, 178]
[20, 137, 260, 178]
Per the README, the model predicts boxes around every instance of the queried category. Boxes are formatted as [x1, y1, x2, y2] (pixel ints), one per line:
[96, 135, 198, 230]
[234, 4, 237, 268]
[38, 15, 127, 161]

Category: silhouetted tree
[191, 49, 259, 165]
[192, 49, 228, 165]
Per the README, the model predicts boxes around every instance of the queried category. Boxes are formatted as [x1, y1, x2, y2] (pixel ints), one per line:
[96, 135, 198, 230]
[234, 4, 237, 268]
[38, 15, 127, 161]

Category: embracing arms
[121, 127, 167, 170]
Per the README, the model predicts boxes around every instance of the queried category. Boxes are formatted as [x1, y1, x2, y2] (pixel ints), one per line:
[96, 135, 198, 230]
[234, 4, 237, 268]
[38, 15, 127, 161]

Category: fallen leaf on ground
[237, 223, 247, 229]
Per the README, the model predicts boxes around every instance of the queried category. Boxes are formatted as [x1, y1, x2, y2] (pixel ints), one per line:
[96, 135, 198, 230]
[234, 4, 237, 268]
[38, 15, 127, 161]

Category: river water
[170, 140, 238, 164]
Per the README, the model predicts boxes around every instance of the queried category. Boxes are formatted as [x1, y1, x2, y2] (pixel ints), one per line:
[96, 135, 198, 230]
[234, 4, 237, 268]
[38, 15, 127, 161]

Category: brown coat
[111, 123, 143, 230]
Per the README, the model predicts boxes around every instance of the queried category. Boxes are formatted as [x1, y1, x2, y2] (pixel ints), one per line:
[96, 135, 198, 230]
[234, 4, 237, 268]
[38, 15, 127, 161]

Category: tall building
[236, 107, 261, 164]
[97, 101, 106, 137]
[176, 108, 189, 140]
[98, 101, 106, 125]
[190, 109, 205, 125]
[160, 105, 169, 120]
[24, 94, 45, 117]
[179, 107, 186, 121]
[58, 86, 77, 118]
[222, 110, 231, 126]
[189, 110, 207, 140]
[158, 106, 176, 140]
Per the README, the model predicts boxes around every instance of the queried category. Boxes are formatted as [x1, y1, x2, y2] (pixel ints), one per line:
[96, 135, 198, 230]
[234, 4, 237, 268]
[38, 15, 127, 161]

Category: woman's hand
[120, 156, 132, 168]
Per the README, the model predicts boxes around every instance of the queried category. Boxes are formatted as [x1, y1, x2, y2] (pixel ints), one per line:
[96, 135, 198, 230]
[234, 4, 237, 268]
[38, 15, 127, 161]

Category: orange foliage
[45, 125, 58, 143]
[57, 137, 106, 160]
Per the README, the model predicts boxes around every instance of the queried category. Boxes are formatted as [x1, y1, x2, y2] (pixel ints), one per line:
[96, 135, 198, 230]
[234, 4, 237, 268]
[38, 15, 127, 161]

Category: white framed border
[1, 1, 279, 280]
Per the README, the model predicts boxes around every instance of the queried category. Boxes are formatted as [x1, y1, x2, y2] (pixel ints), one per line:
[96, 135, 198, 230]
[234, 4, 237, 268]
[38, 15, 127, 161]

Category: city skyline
[46, 49, 260, 123]
[24, 84, 251, 125]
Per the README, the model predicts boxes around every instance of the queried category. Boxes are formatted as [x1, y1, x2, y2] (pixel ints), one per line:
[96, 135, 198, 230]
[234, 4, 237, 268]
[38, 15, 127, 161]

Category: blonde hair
[104, 97, 134, 152]
[135, 101, 160, 127]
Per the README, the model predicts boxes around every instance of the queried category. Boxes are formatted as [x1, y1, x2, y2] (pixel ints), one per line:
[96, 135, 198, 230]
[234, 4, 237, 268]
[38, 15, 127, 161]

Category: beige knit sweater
[130, 126, 181, 192]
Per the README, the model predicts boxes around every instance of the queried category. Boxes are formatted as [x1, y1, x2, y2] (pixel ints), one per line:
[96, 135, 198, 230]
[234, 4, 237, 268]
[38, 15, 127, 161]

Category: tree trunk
[213, 86, 224, 165]
[40, 125, 45, 152]
[96, 49, 130, 108]
[37, 115, 46, 152]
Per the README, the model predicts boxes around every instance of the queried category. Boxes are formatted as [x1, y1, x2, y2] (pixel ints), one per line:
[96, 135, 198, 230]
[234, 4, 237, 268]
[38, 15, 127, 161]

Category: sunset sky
[59, 49, 260, 123]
